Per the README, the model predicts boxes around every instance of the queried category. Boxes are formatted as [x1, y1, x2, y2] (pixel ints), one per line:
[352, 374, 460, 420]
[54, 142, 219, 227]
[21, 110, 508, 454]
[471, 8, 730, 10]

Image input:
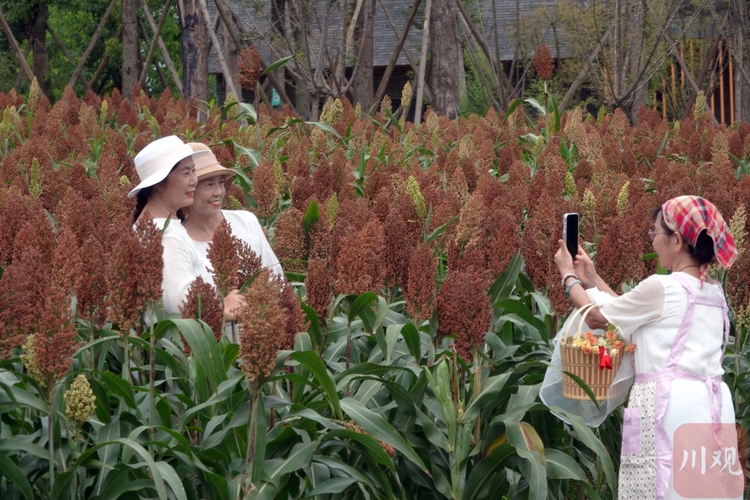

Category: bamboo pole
[729, 39, 735, 124]
[139, 0, 173, 87]
[219, 0, 295, 110]
[414, 0, 432, 125]
[13, 44, 32, 91]
[67, 0, 118, 88]
[371, 0, 423, 113]
[719, 39, 725, 124]
[139, 0, 184, 95]
[47, 23, 92, 90]
[0, 6, 35, 83]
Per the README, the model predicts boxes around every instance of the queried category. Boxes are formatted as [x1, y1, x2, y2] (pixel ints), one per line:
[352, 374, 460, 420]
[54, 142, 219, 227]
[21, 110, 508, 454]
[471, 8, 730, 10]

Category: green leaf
[488, 252, 523, 302]
[101, 371, 137, 409]
[306, 477, 358, 496]
[0, 451, 34, 500]
[347, 292, 378, 327]
[238, 102, 257, 123]
[170, 318, 227, 390]
[524, 97, 546, 116]
[234, 142, 261, 168]
[492, 298, 548, 341]
[261, 55, 295, 76]
[323, 430, 394, 468]
[506, 422, 547, 500]
[462, 373, 511, 423]
[464, 443, 515, 500]
[301, 302, 324, 349]
[154, 462, 189, 500]
[289, 351, 343, 420]
[306, 121, 344, 141]
[340, 398, 429, 473]
[302, 199, 320, 237]
[400, 322, 421, 361]
[544, 448, 587, 480]
[549, 407, 617, 497]
[414, 407, 450, 451]
[252, 392, 268, 485]
[425, 215, 458, 244]
[502, 99, 523, 125]
[0, 382, 48, 413]
[0, 439, 48, 460]
[262, 439, 318, 488]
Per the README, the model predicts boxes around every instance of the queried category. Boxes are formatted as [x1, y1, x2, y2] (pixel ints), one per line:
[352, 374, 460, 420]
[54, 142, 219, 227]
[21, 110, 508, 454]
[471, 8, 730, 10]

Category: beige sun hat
[188, 143, 237, 181]
[128, 135, 208, 198]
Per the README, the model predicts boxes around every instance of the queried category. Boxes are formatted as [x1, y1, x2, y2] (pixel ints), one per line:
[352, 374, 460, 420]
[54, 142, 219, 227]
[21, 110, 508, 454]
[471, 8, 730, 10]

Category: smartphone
[563, 213, 579, 259]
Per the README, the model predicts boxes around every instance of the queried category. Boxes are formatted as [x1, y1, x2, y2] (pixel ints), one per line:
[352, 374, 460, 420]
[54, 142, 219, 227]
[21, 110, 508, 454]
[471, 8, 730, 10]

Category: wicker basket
[560, 303, 623, 401]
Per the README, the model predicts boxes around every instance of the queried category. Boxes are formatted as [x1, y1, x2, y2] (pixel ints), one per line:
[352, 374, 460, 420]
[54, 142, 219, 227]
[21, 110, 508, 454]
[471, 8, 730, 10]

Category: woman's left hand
[554, 239, 575, 276]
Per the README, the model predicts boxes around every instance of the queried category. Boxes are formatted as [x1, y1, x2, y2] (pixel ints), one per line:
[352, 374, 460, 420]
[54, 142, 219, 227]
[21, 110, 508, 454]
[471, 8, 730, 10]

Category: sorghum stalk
[48, 404, 55, 493]
[149, 311, 156, 433]
[473, 345, 481, 444]
[246, 387, 262, 495]
[255, 81, 262, 147]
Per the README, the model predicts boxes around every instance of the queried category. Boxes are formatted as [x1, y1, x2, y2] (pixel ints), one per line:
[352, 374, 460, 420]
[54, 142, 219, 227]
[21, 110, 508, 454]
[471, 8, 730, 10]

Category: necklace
[676, 264, 700, 273]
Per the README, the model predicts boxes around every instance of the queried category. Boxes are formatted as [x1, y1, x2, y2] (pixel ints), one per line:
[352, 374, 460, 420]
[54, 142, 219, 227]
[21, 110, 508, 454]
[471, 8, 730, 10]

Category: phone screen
[563, 213, 579, 259]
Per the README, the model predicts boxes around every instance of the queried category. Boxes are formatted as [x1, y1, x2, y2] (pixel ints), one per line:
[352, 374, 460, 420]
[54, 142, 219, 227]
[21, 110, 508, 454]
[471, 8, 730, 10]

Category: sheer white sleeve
[599, 275, 665, 342]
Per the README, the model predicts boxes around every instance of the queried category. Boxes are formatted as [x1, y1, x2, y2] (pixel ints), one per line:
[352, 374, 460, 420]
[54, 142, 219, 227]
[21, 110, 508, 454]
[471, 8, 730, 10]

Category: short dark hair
[651, 206, 715, 265]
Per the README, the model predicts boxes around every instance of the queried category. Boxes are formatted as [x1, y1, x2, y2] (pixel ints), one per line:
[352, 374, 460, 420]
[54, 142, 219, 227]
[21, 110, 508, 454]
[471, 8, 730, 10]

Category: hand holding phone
[563, 213, 579, 259]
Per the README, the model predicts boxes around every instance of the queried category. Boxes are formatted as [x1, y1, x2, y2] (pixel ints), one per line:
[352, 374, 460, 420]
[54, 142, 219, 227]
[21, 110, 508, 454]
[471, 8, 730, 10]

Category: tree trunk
[122, 0, 139, 99]
[351, 0, 375, 110]
[732, 1, 750, 123]
[179, 0, 210, 104]
[29, 2, 50, 97]
[428, 0, 459, 119]
[292, 0, 312, 117]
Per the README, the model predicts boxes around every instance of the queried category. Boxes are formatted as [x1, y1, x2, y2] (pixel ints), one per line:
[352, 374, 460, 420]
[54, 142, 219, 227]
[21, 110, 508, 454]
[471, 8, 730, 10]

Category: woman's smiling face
[190, 174, 226, 218]
[156, 157, 197, 212]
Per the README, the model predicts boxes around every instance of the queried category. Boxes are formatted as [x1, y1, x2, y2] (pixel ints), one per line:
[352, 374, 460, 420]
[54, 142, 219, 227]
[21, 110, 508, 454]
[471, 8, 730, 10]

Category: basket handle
[562, 302, 598, 342]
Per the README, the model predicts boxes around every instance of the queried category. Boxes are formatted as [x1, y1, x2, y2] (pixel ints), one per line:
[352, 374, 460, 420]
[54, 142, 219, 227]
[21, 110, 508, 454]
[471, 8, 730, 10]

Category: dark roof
[207, 0, 564, 74]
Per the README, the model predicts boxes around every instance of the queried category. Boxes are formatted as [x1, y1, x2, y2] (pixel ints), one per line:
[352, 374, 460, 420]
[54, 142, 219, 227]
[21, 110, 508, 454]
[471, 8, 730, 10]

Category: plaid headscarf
[661, 196, 737, 285]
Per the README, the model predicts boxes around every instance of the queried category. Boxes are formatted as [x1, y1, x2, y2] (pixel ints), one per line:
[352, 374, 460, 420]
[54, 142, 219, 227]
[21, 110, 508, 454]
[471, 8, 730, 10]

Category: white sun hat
[127, 135, 209, 198]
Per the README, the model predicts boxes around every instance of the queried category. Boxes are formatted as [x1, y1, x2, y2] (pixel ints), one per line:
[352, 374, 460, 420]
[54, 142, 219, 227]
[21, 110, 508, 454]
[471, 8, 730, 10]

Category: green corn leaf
[340, 398, 429, 473]
[290, 350, 342, 420]
[0, 451, 34, 500]
[544, 448, 587, 480]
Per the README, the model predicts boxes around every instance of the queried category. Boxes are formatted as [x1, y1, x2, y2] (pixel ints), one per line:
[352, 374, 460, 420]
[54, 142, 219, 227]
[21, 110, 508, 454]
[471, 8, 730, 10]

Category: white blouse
[159, 211, 283, 314]
[599, 273, 726, 378]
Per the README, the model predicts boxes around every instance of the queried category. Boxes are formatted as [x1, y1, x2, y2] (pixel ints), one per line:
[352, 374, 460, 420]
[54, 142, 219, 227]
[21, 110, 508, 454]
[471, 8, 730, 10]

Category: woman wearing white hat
[159, 142, 282, 323]
[129, 136, 244, 322]
[129, 135, 207, 226]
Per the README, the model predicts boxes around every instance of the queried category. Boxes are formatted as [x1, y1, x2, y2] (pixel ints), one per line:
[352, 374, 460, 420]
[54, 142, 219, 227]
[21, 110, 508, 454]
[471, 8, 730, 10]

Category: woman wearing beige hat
[129, 135, 207, 226]
[160, 142, 281, 323]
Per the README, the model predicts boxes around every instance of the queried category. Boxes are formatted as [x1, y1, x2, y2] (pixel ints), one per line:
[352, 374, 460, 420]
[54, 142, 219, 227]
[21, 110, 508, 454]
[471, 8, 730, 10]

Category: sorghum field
[0, 82, 749, 499]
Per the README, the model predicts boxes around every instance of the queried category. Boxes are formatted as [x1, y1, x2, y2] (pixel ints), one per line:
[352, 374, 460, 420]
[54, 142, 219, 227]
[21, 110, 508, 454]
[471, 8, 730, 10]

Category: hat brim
[197, 165, 238, 181]
[127, 149, 209, 198]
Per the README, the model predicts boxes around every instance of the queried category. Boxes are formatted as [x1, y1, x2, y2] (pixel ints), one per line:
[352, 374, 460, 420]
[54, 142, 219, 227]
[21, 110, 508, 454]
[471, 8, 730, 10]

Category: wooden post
[196, 0, 241, 100]
[680, 39, 684, 90]
[661, 78, 667, 119]
[139, 0, 184, 95]
[139, 0, 172, 87]
[13, 44, 32, 90]
[719, 39, 725, 125]
[0, 6, 35, 83]
[67, 0, 118, 89]
[729, 39, 735, 124]
[414, 0, 432, 125]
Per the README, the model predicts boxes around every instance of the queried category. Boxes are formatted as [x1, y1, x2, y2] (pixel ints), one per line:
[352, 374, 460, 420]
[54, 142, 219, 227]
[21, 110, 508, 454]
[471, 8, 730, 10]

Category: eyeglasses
[648, 229, 671, 241]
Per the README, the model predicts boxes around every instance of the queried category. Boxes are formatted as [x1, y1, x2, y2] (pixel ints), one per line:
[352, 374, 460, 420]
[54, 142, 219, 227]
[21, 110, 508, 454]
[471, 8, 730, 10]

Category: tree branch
[67, 0, 118, 89]
[0, 5, 35, 83]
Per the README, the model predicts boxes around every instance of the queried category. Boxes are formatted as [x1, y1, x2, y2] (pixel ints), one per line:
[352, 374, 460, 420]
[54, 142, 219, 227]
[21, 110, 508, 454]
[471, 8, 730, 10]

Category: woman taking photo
[160, 142, 281, 324]
[554, 196, 741, 500]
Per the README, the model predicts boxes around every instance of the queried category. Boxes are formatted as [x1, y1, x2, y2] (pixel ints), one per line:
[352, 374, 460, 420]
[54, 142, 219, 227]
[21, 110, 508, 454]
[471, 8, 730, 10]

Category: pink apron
[620, 274, 731, 500]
